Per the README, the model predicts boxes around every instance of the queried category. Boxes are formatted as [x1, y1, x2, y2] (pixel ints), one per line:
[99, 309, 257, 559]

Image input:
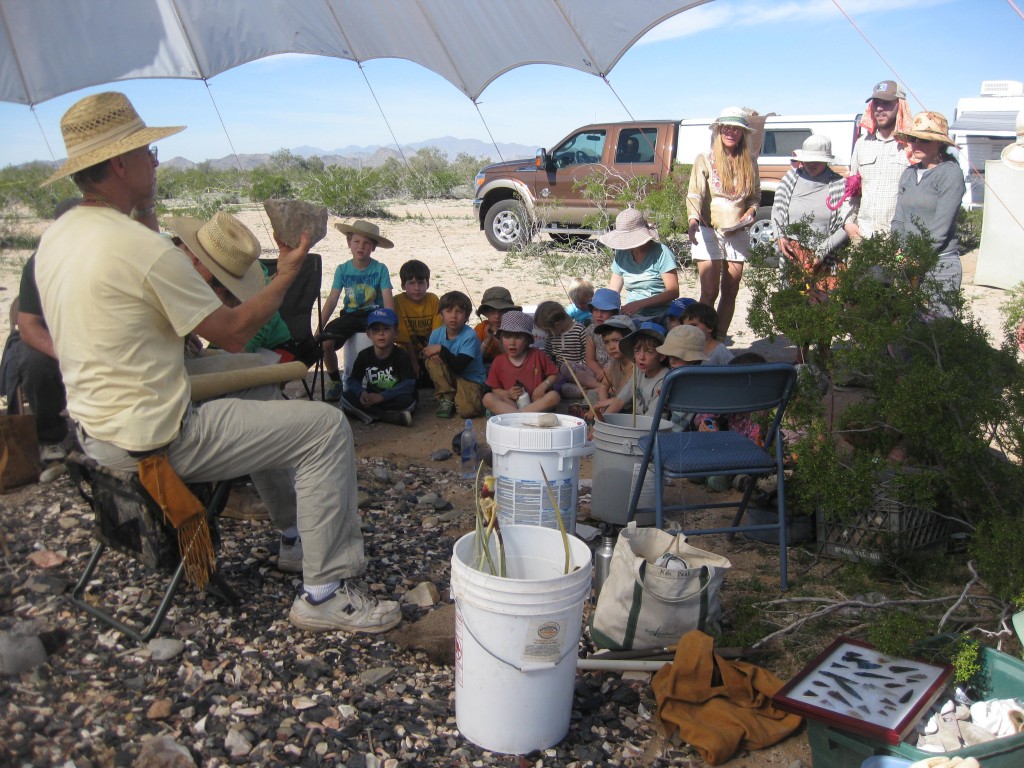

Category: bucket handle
[453, 594, 580, 673]
[559, 443, 594, 469]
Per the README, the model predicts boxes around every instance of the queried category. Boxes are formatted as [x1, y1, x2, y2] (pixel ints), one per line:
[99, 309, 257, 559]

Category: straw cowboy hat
[598, 208, 659, 250]
[895, 111, 956, 146]
[333, 219, 394, 248]
[43, 91, 184, 186]
[709, 106, 754, 132]
[657, 325, 707, 362]
[167, 212, 264, 302]
[1000, 110, 1024, 171]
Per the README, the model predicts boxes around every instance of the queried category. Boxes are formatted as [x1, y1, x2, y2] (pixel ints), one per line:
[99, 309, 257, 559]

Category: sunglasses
[908, 138, 937, 145]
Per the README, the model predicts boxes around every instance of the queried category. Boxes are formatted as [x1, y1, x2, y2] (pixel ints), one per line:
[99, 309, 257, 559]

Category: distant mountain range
[160, 136, 537, 171]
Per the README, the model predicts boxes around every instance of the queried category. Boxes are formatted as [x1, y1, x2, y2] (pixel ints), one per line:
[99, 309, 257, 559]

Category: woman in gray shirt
[891, 111, 966, 316]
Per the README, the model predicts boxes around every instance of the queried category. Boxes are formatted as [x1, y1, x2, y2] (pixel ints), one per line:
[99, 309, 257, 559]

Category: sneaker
[221, 486, 271, 521]
[324, 381, 343, 402]
[436, 397, 455, 419]
[378, 409, 413, 427]
[39, 443, 67, 463]
[276, 535, 303, 573]
[288, 582, 402, 634]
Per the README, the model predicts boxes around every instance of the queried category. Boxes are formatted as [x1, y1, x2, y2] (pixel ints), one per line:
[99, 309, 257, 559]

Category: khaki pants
[79, 397, 364, 586]
[423, 356, 483, 418]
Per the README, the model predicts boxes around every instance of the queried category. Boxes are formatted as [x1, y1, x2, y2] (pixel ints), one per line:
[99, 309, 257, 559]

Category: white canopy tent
[0, 0, 710, 107]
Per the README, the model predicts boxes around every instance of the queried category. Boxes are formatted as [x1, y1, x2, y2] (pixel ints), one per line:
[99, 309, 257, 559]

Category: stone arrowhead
[263, 199, 328, 249]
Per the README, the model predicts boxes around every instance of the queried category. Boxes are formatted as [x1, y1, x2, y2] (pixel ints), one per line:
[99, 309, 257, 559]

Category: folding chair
[67, 452, 238, 642]
[625, 363, 798, 589]
[260, 254, 325, 400]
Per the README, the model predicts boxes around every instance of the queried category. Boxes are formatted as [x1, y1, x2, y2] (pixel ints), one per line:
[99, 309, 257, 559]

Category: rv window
[763, 129, 811, 156]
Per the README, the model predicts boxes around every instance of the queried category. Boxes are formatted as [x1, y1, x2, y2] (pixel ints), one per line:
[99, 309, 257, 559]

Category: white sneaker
[276, 535, 303, 573]
[39, 443, 67, 463]
[288, 582, 402, 634]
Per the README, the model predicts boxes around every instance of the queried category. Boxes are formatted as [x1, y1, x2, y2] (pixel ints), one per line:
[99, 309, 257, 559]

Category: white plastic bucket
[486, 413, 592, 535]
[342, 333, 373, 385]
[451, 525, 592, 754]
[590, 413, 672, 526]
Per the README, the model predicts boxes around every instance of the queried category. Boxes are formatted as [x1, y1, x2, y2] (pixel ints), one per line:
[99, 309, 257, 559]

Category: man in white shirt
[845, 80, 911, 242]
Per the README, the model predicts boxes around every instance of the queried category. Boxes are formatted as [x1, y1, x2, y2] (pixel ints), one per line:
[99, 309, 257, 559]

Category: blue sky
[0, 0, 1020, 167]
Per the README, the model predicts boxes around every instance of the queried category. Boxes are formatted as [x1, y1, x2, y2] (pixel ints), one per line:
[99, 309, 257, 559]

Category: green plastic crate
[808, 647, 1024, 768]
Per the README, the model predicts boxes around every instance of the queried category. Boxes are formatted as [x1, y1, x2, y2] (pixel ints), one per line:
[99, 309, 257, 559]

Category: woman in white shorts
[686, 107, 761, 341]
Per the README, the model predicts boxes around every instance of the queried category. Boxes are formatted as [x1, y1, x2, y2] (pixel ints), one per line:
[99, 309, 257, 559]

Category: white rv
[950, 80, 1024, 208]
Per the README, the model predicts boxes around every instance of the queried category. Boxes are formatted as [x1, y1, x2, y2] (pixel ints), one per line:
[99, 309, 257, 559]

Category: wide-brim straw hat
[895, 111, 956, 146]
[43, 91, 184, 186]
[167, 212, 264, 303]
[657, 325, 706, 362]
[334, 219, 394, 248]
[793, 134, 836, 164]
[1003, 142, 1024, 171]
[598, 208, 659, 250]
[709, 106, 754, 132]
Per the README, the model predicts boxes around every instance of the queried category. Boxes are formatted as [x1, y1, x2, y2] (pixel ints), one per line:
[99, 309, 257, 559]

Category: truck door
[536, 128, 607, 225]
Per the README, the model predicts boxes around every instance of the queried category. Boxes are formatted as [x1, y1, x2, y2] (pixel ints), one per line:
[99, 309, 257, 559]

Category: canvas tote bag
[590, 522, 731, 651]
[0, 414, 40, 492]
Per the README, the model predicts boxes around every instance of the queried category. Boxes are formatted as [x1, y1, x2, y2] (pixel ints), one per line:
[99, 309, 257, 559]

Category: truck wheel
[484, 199, 530, 251]
[749, 206, 774, 250]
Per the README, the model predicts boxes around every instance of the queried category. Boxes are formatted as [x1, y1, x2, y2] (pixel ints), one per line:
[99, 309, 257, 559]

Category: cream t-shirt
[36, 206, 222, 451]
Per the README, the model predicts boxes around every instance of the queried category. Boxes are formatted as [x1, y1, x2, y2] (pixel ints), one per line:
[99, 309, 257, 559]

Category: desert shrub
[302, 166, 390, 218]
[0, 162, 78, 218]
[249, 168, 294, 202]
[957, 207, 983, 253]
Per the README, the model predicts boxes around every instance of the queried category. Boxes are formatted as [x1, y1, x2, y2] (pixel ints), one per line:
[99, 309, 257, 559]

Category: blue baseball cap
[367, 307, 398, 328]
[588, 287, 621, 312]
[665, 297, 697, 318]
[619, 320, 666, 359]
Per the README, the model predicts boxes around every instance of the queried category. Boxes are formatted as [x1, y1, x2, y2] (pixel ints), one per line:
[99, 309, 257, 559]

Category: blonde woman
[687, 107, 761, 341]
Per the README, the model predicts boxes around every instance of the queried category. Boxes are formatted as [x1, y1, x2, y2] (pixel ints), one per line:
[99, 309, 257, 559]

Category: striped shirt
[544, 321, 588, 366]
[849, 133, 909, 238]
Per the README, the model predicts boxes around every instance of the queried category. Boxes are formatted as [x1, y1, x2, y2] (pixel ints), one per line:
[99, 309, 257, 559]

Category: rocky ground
[0, 200, 1014, 767]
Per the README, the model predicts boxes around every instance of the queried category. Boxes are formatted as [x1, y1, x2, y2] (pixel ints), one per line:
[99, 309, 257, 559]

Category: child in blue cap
[341, 307, 418, 426]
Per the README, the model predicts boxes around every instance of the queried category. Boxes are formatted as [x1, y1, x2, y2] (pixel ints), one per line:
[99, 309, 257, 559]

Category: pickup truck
[473, 114, 861, 251]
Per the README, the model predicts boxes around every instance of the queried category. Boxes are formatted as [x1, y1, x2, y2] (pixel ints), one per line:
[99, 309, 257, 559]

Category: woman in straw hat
[891, 111, 967, 313]
[687, 107, 762, 342]
[599, 208, 680, 319]
[771, 134, 852, 308]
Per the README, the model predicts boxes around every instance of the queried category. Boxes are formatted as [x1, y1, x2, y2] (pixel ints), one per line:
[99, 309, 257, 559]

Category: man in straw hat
[35, 92, 400, 634]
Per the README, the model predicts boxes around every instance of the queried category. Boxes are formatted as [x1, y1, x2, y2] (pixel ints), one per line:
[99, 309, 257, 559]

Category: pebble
[401, 582, 440, 607]
[146, 698, 173, 719]
[148, 638, 185, 661]
[416, 492, 438, 506]
[359, 666, 395, 687]
[224, 728, 252, 758]
[0, 631, 48, 674]
[56, 515, 80, 530]
[422, 516, 440, 530]
[372, 467, 391, 483]
[133, 735, 194, 767]
[430, 449, 452, 461]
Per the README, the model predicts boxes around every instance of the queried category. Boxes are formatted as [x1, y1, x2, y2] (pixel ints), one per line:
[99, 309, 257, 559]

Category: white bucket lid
[486, 413, 588, 452]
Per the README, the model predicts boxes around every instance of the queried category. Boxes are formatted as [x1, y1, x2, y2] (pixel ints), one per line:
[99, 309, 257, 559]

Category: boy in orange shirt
[393, 259, 441, 382]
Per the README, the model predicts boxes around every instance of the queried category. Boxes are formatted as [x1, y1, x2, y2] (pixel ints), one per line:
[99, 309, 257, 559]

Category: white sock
[304, 581, 341, 603]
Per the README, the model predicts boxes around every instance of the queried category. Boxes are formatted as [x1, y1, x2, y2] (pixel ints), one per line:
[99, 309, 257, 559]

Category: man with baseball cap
[35, 92, 400, 634]
[846, 80, 911, 242]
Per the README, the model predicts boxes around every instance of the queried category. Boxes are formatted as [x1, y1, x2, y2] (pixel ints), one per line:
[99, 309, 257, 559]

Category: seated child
[597, 321, 668, 417]
[592, 315, 636, 404]
[393, 259, 441, 383]
[660, 296, 698, 330]
[533, 300, 603, 399]
[656, 324, 707, 430]
[680, 303, 734, 366]
[341, 308, 417, 427]
[565, 277, 595, 325]
[586, 287, 621, 371]
[422, 291, 486, 419]
[482, 311, 560, 415]
[474, 286, 521, 365]
[696, 352, 768, 445]
[320, 220, 395, 401]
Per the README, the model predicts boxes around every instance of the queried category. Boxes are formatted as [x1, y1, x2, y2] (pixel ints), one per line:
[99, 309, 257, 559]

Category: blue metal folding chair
[625, 363, 798, 588]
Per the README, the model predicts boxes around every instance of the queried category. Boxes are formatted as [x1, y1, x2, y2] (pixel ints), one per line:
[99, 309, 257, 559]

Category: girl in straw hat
[891, 111, 967, 316]
[686, 107, 762, 342]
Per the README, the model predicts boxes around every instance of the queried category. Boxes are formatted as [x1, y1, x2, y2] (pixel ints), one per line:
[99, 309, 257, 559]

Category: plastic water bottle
[460, 419, 478, 479]
[593, 534, 616, 601]
[515, 380, 531, 409]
